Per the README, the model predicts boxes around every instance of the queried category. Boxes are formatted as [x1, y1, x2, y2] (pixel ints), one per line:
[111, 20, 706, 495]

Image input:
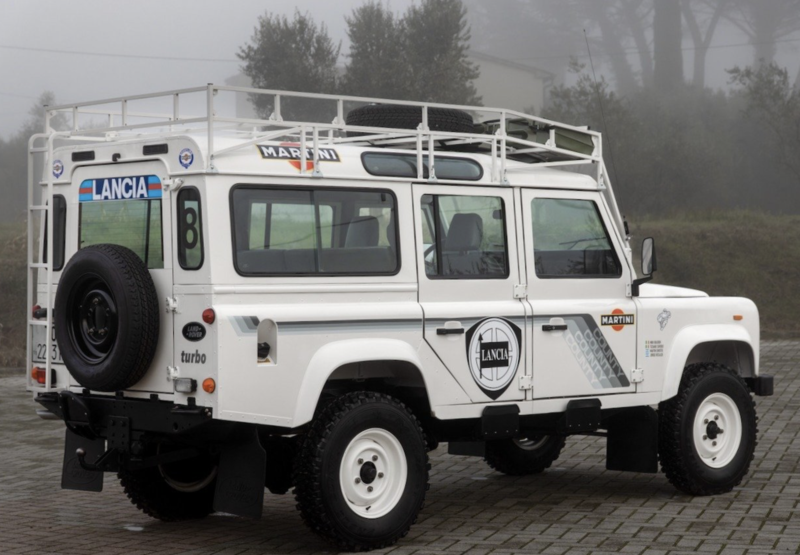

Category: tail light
[31, 305, 47, 319]
[202, 308, 215, 324]
[31, 366, 55, 385]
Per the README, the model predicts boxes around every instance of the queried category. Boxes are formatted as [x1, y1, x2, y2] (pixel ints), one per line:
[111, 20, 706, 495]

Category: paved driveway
[1, 341, 799, 555]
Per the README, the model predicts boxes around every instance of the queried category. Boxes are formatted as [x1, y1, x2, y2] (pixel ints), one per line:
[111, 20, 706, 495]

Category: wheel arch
[291, 338, 430, 427]
[661, 324, 757, 402]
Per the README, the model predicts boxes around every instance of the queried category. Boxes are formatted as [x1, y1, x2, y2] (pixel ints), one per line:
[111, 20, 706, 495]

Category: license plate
[32, 325, 63, 364]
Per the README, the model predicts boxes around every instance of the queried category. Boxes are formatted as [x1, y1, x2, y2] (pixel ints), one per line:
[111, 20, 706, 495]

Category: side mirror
[641, 237, 656, 276]
[632, 237, 656, 296]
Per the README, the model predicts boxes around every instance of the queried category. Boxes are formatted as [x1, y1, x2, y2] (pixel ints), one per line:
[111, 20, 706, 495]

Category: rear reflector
[202, 378, 216, 394]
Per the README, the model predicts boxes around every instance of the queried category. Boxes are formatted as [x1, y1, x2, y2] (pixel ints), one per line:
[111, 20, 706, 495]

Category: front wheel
[293, 392, 429, 551]
[658, 363, 757, 495]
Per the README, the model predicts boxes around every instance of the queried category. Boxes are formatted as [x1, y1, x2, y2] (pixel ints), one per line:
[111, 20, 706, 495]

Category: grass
[0, 210, 796, 366]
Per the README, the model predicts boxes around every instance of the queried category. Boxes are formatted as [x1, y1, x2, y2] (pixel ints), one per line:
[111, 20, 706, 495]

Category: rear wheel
[658, 363, 757, 495]
[119, 444, 217, 521]
[293, 392, 429, 551]
[484, 435, 566, 476]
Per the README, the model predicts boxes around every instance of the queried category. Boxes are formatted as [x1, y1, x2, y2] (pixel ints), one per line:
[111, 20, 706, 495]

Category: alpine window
[421, 194, 508, 279]
[362, 152, 483, 181]
[530, 198, 621, 278]
[43, 195, 67, 271]
[231, 186, 399, 276]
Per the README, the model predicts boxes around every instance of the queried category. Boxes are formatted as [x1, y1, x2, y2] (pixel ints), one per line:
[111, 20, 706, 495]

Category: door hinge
[631, 368, 644, 384]
[161, 177, 184, 191]
[514, 284, 527, 299]
[166, 366, 179, 382]
[166, 296, 178, 313]
[519, 374, 533, 390]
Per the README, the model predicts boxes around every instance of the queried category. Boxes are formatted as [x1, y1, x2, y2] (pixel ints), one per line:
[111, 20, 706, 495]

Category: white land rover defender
[28, 86, 773, 550]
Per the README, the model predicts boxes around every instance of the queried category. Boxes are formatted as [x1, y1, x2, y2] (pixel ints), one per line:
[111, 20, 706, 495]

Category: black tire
[484, 435, 566, 476]
[293, 391, 429, 551]
[345, 104, 475, 137]
[54, 244, 159, 392]
[658, 363, 757, 496]
[119, 445, 217, 521]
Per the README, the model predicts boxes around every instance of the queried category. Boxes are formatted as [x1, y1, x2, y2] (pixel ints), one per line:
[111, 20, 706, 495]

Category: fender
[661, 324, 756, 402]
[291, 338, 427, 427]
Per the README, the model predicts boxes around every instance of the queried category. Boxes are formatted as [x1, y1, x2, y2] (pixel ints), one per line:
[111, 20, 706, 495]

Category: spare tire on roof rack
[345, 104, 475, 138]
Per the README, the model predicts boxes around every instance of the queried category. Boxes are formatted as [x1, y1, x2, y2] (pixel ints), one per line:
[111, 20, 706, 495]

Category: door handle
[542, 324, 568, 332]
[437, 327, 465, 335]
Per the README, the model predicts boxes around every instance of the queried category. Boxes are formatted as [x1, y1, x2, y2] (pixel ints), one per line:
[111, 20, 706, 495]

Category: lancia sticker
[179, 148, 194, 169]
[182, 322, 206, 342]
[78, 175, 163, 202]
[53, 160, 64, 178]
[600, 309, 634, 331]
[465, 317, 522, 400]
[657, 309, 671, 331]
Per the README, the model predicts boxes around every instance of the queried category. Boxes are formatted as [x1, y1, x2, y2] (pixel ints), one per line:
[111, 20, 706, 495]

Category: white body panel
[27, 96, 760, 429]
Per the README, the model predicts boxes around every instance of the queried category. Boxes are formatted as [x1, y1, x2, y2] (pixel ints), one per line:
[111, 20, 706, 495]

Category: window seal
[177, 186, 205, 271]
[229, 183, 401, 278]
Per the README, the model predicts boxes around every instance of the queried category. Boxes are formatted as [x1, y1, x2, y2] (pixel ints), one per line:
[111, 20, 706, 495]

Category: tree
[726, 0, 800, 67]
[681, 0, 730, 88]
[238, 11, 340, 121]
[729, 63, 800, 183]
[653, 0, 684, 90]
[341, 2, 408, 99]
[401, 0, 481, 104]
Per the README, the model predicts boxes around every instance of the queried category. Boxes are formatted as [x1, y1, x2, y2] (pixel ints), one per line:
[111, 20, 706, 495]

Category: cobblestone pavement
[1, 341, 799, 555]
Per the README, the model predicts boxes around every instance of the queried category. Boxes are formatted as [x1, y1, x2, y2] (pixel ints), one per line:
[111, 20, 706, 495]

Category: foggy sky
[0, 0, 415, 139]
[2, 0, 799, 140]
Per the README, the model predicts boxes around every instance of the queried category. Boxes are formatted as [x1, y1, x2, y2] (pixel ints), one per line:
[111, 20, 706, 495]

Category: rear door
[414, 184, 528, 403]
[72, 162, 173, 393]
[520, 188, 637, 400]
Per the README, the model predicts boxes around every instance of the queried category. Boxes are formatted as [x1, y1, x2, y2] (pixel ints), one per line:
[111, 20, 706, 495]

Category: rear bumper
[745, 375, 774, 397]
[35, 390, 214, 442]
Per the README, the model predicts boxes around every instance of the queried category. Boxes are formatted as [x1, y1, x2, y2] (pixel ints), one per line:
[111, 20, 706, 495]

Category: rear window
[231, 186, 399, 276]
[79, 199, 163, 269]
[362, 152, 482, 181]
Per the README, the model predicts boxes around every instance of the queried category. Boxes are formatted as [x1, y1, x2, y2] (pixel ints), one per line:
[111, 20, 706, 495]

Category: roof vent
[71, 151, 95, 162]
[143, 144, 169, 155]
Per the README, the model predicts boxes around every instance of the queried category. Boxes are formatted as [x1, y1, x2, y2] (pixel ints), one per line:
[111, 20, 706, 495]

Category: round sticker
[179, 148, 194, 169]
[52, 160, 64, 178]
[465, 317, 522, 400]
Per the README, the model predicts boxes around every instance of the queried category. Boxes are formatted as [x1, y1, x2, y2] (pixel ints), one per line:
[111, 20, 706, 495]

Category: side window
[177, 188, 204, 270]
[232, 187, 399, 276]
[422, 194, 508, 279]
[43, 195, 67, 271]
[531, 198, 621, 278]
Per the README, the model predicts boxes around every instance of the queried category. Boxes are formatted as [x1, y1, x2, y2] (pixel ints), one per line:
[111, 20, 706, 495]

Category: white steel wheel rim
[339, 428, 407, 519]
[514, 436, 549, 450]
[692, 393, 743, 469]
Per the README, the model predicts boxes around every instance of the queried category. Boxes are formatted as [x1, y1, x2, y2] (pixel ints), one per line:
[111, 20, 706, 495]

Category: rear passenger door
[414, 184, 527, 403]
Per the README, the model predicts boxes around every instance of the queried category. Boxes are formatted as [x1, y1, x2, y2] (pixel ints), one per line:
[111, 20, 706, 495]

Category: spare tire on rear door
[55, 244, 160, 392]
[345, 104, 475, 137]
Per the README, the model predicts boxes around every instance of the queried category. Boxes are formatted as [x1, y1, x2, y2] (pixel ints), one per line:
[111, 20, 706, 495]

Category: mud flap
[62, 428, 105, 492]
[606, 406, 659, 473]
[213, 429, 266, 518]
